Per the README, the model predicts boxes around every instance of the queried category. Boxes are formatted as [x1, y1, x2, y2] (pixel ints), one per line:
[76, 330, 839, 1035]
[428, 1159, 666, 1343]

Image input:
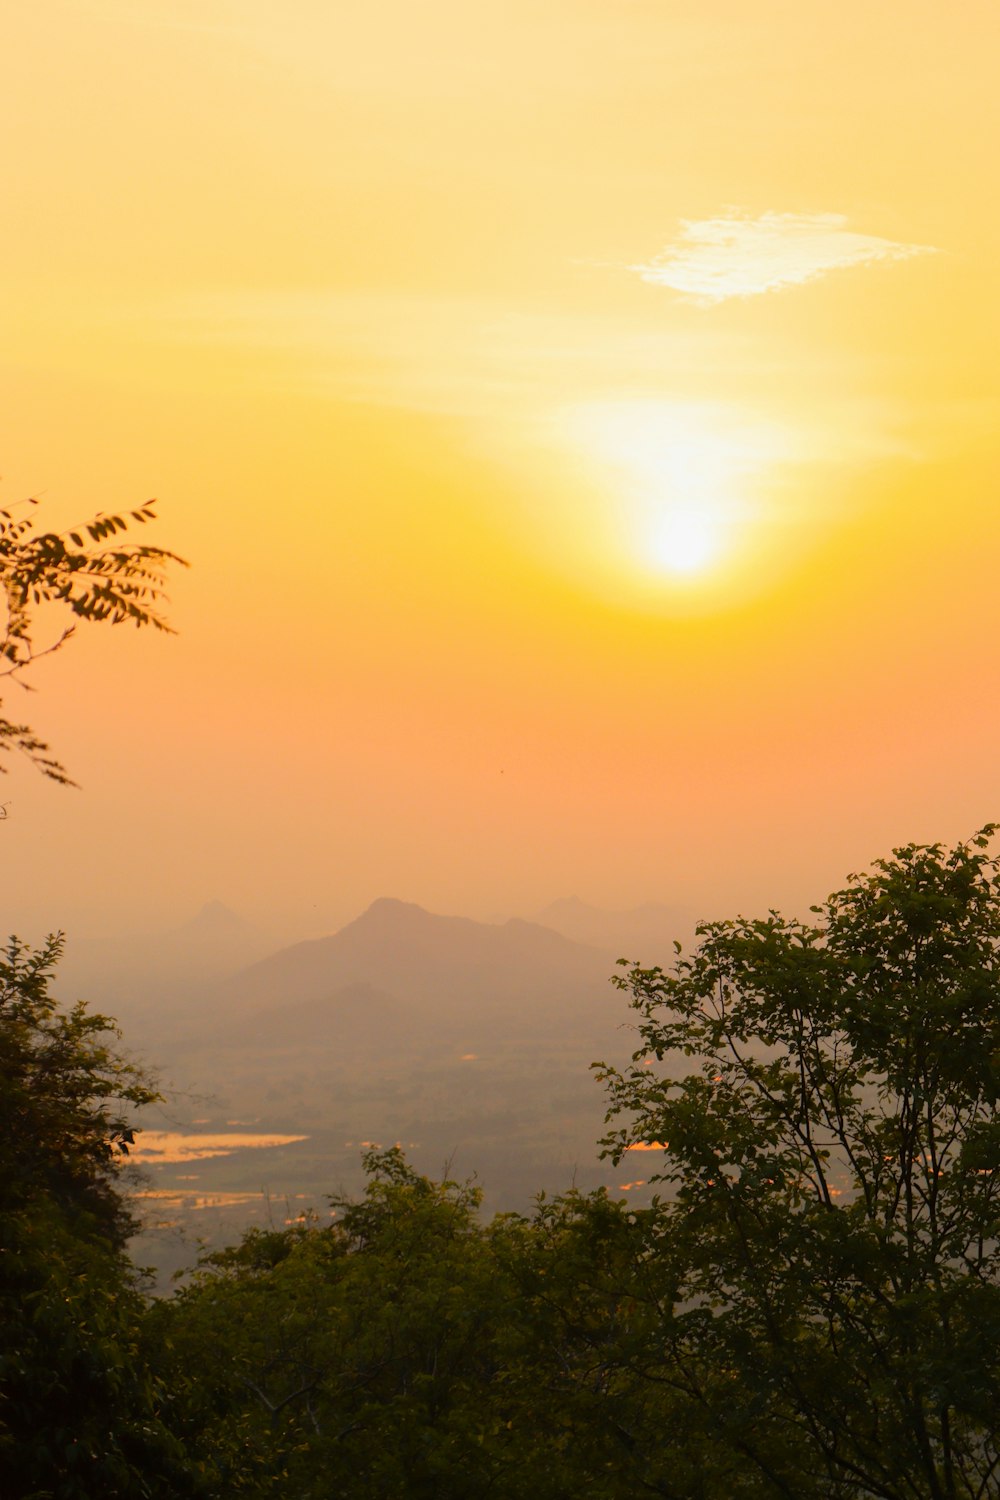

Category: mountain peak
[199, 899, 242, 920]
[219, 894, 618, 1039]
[172, 900, 254, 936]
[364, 896, 426, 915]
[357, 897, 434, 927]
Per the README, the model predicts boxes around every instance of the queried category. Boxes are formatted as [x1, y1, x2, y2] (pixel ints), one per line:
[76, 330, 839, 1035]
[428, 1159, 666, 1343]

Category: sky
[2, 0, 999, 947]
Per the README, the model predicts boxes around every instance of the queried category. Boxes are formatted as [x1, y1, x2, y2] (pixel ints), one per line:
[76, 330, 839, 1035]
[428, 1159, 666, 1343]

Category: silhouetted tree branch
[0, 496, 186, 784]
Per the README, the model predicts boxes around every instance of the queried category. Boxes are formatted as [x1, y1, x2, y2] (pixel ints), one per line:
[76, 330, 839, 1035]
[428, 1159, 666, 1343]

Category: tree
[0, 496, 185, 784]
[0, 935, 196, 1497]
[0, 933, 157, 1244]
[157, 1150, 757, 1499]
[156, 1148, 523, 1497]
[493, 1185, 767, 1498]
[599, 829, 1000, 1499]
[0, 490, 195, 1493]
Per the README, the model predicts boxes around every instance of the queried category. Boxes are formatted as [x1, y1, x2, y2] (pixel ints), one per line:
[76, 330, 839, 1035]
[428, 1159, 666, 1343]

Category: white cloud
[631, 212, 936, 303]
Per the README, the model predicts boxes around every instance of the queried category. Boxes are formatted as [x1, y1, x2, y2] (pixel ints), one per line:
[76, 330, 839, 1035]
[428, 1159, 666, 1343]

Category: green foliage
[158, 1149, 514, 1497]
[0, 497, 186, 783]
[0, 935, 196, 1498]
[0, 934, 159, 1246]
[598, 827, 1000, 1498]
[157, 1149, 764, 1498]
[1, 1199, 195, 1499]
[492, 1187, 767, 1498]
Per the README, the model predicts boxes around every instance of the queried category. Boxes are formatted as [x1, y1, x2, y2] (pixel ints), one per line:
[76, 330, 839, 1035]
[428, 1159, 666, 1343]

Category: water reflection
[129, 1131, 308, 1163]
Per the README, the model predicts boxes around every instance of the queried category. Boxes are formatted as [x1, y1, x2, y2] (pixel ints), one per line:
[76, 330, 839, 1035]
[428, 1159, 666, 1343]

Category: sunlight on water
[129, 1131, 308, 1164]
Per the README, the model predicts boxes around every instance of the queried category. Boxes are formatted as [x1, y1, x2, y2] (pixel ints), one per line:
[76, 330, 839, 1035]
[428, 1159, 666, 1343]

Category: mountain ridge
[204, 897, 620, 1047]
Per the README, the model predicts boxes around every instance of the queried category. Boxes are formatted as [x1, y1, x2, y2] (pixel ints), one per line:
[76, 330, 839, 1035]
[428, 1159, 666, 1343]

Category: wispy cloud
[138, 289, 751, 417]
[631, 212, 936, 303]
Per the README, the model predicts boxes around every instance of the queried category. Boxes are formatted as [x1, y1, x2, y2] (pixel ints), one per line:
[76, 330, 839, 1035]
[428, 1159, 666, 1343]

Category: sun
[649, 505, 720, 575]
[558, 398, 786, 585]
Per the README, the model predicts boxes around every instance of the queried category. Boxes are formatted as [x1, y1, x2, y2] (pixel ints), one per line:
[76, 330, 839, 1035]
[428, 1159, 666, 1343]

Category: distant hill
[205, 898, 621, 1051]
[167, 899, 263, 955]
[147, 901, 274, 985]
[532, 897, 691, 963]
[55, 901, 273, 1029]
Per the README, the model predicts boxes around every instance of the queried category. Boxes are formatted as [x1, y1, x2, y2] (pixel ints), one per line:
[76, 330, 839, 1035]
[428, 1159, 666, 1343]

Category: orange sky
[2, 1, 999, 945]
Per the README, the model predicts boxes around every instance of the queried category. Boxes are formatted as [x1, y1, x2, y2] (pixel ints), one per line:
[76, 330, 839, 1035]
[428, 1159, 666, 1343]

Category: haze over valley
[54, 893, 689, 1281]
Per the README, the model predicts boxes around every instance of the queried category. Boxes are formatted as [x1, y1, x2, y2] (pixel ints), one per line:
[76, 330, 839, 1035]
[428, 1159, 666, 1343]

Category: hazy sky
[3, 1, 999, 944]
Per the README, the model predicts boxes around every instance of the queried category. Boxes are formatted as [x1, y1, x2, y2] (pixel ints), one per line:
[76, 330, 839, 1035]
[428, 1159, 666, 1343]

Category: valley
[85, 896, 691, 1287]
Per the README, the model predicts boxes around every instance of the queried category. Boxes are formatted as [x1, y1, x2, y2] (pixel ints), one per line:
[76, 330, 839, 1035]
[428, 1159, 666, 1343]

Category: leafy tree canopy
[0, 933, 159, 1246]
[599, 827, 1000, 1499]
[156, 1150, 713, 1498]
[0, 935, 194, 1497]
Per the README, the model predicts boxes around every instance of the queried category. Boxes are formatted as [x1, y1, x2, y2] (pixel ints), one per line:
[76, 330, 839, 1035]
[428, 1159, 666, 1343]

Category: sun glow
[564, 399, 788, 584]
[649, 506, 720, 575]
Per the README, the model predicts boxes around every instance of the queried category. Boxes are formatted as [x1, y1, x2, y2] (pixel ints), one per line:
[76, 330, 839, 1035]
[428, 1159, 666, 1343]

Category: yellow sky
[2, 1, 999, 942]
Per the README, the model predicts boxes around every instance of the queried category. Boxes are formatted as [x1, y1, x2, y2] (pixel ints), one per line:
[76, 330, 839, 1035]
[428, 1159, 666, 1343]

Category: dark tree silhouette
[0, 497, 186, 784]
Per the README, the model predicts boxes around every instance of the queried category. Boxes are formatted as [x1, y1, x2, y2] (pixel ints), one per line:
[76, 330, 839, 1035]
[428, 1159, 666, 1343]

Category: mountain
[55, 901, 273, 1029]
[148, 901, 273, 982]
[168, 898, 261, 947]
[130, 904, 646, 1268]
[206, 898, 620, 1049]
[241, 980, 404, 1047]
[533, 897, 691, 962]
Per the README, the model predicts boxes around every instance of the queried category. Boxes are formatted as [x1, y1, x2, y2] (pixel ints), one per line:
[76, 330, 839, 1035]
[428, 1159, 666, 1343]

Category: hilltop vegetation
[5, 832, 1000, 1496]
